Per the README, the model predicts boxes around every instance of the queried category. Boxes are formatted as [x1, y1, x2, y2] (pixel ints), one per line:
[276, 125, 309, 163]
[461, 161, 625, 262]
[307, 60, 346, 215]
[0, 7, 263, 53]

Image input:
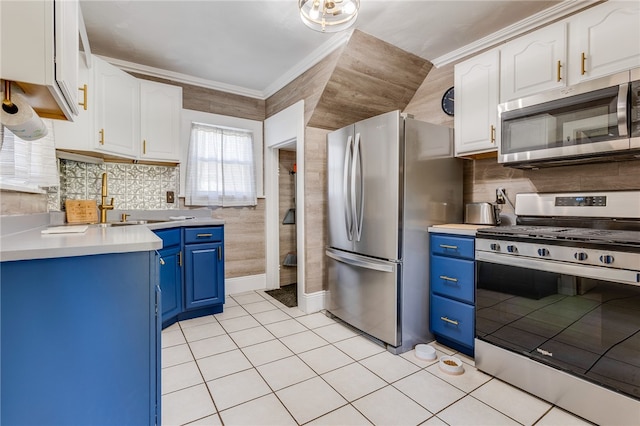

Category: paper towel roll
[1, 93, 48, 141]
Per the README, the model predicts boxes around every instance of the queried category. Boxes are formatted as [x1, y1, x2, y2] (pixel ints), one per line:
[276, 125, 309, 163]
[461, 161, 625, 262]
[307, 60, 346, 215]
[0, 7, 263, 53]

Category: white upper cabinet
[500, 21, 567, 103]
[0, 0, 79, 120]
[93, 56, 140, 158]
[454, 48, 500, 156]
[53, 54, 93, 152]
[140, 81, 182, 162]
[568, 1, 640, 84]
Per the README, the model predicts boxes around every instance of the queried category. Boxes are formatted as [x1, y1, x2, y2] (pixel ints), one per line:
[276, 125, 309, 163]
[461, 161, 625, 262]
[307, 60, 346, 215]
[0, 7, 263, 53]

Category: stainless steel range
[474, 191, 640, 425]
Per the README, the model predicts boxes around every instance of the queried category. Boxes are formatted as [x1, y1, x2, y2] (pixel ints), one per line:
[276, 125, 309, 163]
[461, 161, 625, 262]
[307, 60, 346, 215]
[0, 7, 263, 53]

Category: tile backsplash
[57, 160, 179, 211]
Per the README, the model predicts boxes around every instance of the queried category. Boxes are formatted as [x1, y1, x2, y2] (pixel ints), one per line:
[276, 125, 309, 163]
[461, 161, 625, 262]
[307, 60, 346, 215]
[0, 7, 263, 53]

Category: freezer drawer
[326, 248, 400, 347]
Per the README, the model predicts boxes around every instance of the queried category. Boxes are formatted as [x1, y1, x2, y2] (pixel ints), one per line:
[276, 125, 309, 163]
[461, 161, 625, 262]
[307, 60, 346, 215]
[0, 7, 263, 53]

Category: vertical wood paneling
[304, 127, 329, 294]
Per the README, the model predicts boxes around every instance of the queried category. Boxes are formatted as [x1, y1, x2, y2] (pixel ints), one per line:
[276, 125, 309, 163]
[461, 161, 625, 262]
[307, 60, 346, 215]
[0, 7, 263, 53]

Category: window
[0, 119, 59, 193]
[185, 122, 257, 207]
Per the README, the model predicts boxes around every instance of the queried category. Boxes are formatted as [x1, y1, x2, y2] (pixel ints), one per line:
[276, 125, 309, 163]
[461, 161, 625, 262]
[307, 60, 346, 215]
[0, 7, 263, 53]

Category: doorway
[264, 101, 306, 311]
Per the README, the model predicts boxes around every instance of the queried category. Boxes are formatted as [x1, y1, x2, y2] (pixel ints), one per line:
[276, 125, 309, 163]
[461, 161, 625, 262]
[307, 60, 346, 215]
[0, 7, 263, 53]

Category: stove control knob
[507, 245, 518, 253]
[537, 248, 550, 257]
[574, 252, 588, 261]
[600, 255, 614, 264]
[490, 243, 500, 251]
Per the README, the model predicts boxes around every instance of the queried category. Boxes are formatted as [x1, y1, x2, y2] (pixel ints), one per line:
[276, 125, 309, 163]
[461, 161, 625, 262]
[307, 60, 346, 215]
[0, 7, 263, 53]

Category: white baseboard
[225, 274, 266, 295]
[299, 290, 326, 314]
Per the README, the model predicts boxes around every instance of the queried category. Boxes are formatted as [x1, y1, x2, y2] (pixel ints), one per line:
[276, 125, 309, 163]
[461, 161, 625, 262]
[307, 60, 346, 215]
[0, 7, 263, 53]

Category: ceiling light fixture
[299, 0, 360, 33]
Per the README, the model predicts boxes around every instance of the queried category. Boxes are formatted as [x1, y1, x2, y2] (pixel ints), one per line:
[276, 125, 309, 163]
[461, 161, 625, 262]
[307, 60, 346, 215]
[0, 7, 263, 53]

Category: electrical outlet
[496, 188, 506, 204]
[166, 191, 175, 203]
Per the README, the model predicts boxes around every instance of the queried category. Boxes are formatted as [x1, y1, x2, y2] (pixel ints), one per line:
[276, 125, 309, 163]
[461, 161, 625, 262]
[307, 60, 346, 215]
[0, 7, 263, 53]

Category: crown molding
[431, 0, 601, 68]
[97, 30, 351, 101]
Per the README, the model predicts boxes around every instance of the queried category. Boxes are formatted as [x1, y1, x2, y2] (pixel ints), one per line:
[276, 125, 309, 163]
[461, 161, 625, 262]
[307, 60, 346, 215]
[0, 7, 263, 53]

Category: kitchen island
[0, 215, 221, 425]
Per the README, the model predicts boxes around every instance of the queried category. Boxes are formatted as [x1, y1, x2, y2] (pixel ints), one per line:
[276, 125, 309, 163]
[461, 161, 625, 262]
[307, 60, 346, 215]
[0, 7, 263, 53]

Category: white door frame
[264, 101, 306, 308]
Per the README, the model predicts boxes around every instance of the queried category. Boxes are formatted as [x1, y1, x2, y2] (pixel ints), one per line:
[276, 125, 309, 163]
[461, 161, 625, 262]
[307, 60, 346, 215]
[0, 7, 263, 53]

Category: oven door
[475, 251, 640, 402]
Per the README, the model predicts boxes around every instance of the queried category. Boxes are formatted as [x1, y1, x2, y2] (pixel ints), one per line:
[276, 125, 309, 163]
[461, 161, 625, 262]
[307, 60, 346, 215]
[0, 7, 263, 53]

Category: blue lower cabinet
[159, 244, 182, 321]
[430, 232, 476, 356]
[155, 225, 225, 328]
[0, 251, 160, 425]
[430, 294, 475, 353]
[185, 241, 224, 309]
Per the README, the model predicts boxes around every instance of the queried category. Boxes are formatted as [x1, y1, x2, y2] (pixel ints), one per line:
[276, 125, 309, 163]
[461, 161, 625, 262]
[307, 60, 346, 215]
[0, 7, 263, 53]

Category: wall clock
[441, 86, 454, 116]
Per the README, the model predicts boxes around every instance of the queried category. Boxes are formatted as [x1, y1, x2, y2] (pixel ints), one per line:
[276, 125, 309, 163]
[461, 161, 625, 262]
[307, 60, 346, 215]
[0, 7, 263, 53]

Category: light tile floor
[161, 290, 593, 426]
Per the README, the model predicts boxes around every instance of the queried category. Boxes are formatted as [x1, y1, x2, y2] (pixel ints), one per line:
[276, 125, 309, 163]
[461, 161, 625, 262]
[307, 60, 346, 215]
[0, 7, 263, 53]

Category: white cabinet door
[454, 48, 500, 156]
[501, 21, 567, 102]
[568, 1, 640, 84]
[93, 56, 139, 158]
[53, 54, 93, 152]
[140, 80, 182, 161]
[0, 0, 79, 120]
[54, 0, 79, 115]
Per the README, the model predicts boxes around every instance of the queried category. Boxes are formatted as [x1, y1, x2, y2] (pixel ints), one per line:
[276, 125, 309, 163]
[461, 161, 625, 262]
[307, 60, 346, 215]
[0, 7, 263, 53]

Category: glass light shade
[299, 0, 360, 33]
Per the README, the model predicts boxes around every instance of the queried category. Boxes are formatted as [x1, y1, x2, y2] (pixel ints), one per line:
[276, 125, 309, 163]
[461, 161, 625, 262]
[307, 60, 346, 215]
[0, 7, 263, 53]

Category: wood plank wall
[279, 150, 297, 286]
[265, 48, 342, 125]
[309, 30, 433, 130]
[303, 127, 329, 294]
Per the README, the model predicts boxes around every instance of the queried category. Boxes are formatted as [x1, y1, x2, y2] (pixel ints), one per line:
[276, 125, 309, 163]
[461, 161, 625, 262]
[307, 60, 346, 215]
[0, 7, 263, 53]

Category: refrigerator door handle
[343, 135, 354, 240]
[354, 132, 364, 241]
[326, 248, 395, 273]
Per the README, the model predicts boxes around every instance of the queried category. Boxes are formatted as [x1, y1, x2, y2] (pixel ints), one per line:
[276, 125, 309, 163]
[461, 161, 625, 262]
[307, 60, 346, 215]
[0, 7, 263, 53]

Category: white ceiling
[80, 0, 577, 99]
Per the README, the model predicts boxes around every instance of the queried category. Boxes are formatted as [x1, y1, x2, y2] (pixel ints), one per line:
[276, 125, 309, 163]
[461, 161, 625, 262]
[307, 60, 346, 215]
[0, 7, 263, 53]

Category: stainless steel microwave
[498, 68, 640, 168]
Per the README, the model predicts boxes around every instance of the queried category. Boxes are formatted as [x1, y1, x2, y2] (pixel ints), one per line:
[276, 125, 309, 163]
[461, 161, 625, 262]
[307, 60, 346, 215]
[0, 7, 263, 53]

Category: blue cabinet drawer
[430, 256, 474, 303]
[430, 234, 474, 260]
[184, 226, 223, 244]
[154, 228, 180, 247]
[431, 294, 475, 349]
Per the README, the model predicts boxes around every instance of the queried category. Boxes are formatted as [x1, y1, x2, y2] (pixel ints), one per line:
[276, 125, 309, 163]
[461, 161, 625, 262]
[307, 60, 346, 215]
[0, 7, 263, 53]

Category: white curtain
[185, 122, 257, 207]
[0, 119, 59, 191]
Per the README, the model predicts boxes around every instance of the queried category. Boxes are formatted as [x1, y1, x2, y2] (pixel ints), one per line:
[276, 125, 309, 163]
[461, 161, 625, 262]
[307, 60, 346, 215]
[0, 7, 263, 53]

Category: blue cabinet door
[184, 242, 224, 309]
[158, 245, 182, 323]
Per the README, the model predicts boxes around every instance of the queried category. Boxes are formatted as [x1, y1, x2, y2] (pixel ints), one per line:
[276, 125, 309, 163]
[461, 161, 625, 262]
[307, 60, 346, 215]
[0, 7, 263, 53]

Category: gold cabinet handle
[143, 139, 146, 154]
[178, 251, 182, 267]
[440, 316, 459, 326]
[439, 275, 459, 283]
[557, 60, 562, 82]
[99, 129, 105, 145]
[196, 233, 213, 238]
[218, 247, 222, 261]
[490, 125, 496, 144]
[159, 257, 165, 266]
[581, 52, 587, 75]
[439, 244, 458, 250]
[78, 84, 88, 110]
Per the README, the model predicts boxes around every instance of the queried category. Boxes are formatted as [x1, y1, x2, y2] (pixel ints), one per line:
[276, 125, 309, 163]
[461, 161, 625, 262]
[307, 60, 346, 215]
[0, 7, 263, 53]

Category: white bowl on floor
[414, 344, 437, 361]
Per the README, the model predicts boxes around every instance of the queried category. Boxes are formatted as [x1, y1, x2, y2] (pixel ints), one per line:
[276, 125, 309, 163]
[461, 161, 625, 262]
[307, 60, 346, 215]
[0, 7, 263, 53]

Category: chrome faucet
[98, 172, 114, 223]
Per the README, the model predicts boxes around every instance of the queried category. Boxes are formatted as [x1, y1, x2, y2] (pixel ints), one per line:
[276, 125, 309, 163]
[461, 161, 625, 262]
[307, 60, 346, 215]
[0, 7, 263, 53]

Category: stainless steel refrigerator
[326, 110, 462, 354]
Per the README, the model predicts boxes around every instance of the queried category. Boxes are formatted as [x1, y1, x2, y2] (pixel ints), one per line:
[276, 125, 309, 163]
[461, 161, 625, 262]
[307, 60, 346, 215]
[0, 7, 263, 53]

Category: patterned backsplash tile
[54, 159, 179, 211]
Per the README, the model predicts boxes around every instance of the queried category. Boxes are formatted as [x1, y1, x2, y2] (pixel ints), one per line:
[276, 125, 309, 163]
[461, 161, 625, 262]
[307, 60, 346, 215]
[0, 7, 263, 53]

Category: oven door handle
[476, 251, 640, 286]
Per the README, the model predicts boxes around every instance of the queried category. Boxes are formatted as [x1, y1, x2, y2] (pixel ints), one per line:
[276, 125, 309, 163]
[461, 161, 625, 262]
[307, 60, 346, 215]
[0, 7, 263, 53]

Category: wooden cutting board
[65, 200, 98, 224]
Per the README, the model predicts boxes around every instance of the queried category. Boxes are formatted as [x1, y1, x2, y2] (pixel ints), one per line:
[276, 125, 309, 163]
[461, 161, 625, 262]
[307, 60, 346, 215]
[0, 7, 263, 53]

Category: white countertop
[0, 217, 224, 262]
[428, 223, 495, 237]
